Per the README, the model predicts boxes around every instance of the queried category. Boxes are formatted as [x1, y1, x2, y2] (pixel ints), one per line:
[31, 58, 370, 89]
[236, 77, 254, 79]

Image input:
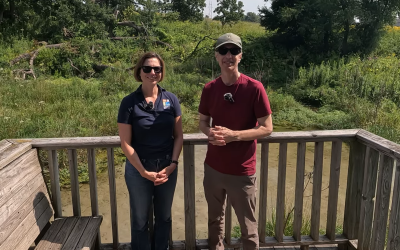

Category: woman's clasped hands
[141, 165, 175, 186]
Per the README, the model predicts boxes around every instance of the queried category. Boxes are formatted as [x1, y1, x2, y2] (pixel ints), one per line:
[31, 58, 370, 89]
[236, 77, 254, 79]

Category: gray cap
[215, 33, 242, 49]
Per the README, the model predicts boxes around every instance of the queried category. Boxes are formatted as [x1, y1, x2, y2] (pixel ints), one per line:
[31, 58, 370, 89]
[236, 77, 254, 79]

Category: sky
[203, 0, 271, 18]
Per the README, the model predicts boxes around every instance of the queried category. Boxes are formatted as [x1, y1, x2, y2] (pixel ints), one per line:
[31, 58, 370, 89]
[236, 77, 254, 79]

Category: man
[198, 33, 273, 250]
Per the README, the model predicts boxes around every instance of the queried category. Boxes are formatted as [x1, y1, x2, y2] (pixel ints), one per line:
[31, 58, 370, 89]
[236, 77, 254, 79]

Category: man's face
[215, 43, 242, 71]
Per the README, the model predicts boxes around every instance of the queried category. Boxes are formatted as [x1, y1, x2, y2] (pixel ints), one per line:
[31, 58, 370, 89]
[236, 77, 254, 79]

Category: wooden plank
[75, 217, 103, 250]
[34, 218, 69, 250]
[387, 159, 400, 250]
[356, 129, 400, 159]
[107, 148, 119, 250]
[0, 149, 40, 208]
[311, 142, 324, 241]
[68, 149, 81, 216]
[0, 140, 11, 152]
[15, 129, 359, 149]
[0, 142, 31, 170]
[357, 147, 379, 250]
[260, 235, 348, 246]
[293, 142, 306, 241]
[342, 140, 366, 240]
[259, 143, 269, 242]
[371, 154, 394, 250]
[87, 148, 101, 249]
[0, 174, 45, 226]
[225, 197, 232, 245]
[0, 183, 50, 245]
[48, 149, 62, 218]
[61, 217, 91, 250]
[0, 196, 53, 250]
[326, 141, 342, 240]
[276, 143, 288, 242]
[183, 144, 196, 250]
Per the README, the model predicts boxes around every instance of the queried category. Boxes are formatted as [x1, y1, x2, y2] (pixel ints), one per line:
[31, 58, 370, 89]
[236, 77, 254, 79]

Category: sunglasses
[216, 47, 242, 56]
[141, 66, 162, 73]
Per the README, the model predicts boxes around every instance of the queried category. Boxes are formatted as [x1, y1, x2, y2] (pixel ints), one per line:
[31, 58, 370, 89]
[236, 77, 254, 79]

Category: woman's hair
[134, 52, 165, 82]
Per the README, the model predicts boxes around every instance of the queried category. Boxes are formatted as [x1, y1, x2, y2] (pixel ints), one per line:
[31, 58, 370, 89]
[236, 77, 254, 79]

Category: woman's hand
[141, 170, 167, 183]
[154, 165, 176, 186]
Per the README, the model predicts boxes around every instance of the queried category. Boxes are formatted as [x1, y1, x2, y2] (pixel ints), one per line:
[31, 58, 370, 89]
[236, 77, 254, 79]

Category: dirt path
[60, 142, 350, 243]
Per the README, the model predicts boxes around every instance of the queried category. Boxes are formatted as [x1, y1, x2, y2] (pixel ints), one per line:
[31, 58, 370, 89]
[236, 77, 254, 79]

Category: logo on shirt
[163, 99, 170, 109]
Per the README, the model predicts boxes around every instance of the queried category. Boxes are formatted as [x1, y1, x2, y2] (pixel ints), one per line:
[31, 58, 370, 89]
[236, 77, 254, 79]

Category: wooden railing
[10, 129, 400, 250]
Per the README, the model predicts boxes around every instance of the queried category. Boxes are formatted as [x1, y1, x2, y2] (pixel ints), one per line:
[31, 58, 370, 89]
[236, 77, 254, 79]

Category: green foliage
[243, 12, 260, 23]
[213, 0, 245, 26]
[171, 0, 206, 22]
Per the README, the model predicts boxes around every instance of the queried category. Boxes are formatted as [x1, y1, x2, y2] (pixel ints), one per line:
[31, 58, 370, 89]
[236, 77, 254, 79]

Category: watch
[171, 160, 179, 166]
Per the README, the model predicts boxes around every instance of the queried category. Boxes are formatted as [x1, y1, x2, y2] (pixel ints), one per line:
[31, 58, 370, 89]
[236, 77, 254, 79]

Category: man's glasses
[141, 66, 162, 73]
[216, 47, 242, 56]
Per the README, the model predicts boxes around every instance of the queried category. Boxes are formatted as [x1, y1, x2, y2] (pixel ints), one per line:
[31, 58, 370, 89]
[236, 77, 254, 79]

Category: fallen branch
[186, 35, 215, 60]
[117, 21, 146, 33]
[10, 43, 65, 65]
[67, 58, 82, 75]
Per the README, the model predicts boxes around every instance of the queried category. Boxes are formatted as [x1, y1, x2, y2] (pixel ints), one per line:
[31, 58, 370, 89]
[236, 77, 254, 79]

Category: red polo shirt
[198, 74, 272, 176]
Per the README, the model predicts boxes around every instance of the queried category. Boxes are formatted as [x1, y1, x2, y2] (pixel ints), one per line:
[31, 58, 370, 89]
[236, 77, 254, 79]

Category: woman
[117, 52, 183, 250]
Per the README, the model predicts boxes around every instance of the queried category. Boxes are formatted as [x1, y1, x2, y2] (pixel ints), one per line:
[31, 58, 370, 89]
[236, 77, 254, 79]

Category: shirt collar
[135, 84, 166, 94]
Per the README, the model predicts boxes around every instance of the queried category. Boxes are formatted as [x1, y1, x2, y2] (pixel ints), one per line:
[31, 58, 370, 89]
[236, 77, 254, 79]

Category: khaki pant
[203, 163, 259, 250]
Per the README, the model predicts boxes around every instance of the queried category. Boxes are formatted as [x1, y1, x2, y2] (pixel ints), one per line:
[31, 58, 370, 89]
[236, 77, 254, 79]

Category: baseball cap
[215, 33, 242, 49]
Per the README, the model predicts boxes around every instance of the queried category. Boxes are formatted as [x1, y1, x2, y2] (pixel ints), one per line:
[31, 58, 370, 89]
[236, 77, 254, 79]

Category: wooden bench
[0, 140, 102, 250]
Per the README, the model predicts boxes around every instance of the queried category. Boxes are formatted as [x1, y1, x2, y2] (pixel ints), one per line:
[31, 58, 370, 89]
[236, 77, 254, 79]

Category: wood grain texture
[183, 144, 196, 250]
[107, 148, 119, 250]
[0, 184, 49, 245]
[387, 159, 400, 250]
[343, 140, 366, 240]
[276, 143, 288, 242]
[225, 197, 232, 245]
[68, 149, 81, 216]
[357, 147, 379, 250]
[294, 142, 306, 241]
[259, 143, 269, 242]
[311, 142, 324, 241]
[326, 141, 342, 240]
[356, 129, 400, 159]
[0, 142, 31, 170]
[371, 154, 394, 250]
[48, 150, 62, 218]
[11, 129, 359, 149]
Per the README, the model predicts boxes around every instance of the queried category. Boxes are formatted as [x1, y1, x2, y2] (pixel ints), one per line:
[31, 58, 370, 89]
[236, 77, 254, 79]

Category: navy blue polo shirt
[117, 85, 182, 159]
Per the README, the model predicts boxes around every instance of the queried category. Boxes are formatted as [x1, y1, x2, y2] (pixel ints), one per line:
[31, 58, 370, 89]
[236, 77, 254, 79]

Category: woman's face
[140, 57, 162, 85]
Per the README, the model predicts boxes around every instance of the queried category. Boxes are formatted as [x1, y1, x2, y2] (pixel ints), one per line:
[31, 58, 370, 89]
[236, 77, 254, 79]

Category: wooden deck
[3, 128, 400, 250]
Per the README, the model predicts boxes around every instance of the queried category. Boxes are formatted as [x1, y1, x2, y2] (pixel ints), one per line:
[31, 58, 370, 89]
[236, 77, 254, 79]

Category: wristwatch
[171, 160, 179, 166]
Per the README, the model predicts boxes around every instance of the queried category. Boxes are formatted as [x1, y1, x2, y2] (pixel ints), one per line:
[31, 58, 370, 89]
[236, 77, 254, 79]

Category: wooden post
[88, 148, 101, 249]
[387, 159, 400, 250]
[275, 142, 287, 242]
[293, 142, 306, 241]
[341, 139, 366, 249]
[371, 154, 394, 250]
[258, 143, 269, 243]
[47, 150, 62, 218]
[357, 147, 379, 250]
[107, 148, 119, 250]
[68, 149, 81, 216]
[326, 141, 342, 240]
[183, 144, 196, 250]
[310, 141, 324, 241]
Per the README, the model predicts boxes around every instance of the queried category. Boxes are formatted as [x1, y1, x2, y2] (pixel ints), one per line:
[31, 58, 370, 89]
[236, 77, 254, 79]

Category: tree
[243, 12, 260, 23]
[259, 0, 400, 57]
[213, 0, 245, 26]
[170, 0, 206, 22]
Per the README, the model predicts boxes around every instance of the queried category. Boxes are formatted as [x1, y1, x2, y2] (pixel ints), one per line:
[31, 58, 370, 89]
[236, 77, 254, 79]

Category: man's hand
[208, 128, 226, 146]
[212, 126, 238, 144]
